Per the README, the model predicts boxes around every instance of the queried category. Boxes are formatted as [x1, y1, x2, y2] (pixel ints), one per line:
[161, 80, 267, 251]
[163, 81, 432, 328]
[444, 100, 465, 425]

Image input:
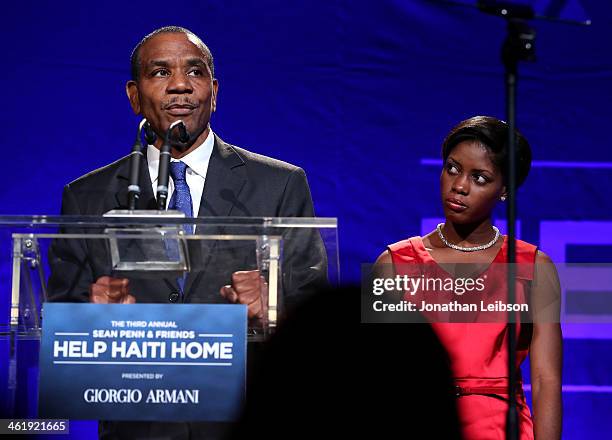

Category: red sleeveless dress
[388, 236, 536, 440]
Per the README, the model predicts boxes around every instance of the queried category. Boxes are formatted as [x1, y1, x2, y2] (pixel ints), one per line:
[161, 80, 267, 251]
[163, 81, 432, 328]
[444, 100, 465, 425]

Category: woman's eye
[447, 164, 459, 174]
[473, 174, 488, 185]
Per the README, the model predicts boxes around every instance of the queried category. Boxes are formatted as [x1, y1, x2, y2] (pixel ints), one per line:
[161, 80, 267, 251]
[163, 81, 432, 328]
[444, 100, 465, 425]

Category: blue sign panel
[38, 303, 247, 421]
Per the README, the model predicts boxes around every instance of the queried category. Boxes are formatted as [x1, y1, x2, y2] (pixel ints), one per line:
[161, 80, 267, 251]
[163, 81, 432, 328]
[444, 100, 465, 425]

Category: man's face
[126, 33, 218, 150]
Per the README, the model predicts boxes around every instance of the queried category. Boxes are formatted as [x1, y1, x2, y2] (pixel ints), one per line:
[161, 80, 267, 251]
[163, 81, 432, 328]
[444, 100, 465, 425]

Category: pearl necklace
[436, 223, 500, 252]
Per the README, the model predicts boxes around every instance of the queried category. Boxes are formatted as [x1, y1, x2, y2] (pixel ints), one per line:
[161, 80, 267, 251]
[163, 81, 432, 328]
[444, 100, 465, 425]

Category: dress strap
[504, 239, 538, 280]
[388, 237, 430, 277]
[388, 237, 428, 264]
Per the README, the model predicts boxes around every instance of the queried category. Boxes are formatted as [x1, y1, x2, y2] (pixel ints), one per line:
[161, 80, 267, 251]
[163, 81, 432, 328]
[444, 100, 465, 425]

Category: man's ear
[211, 79, 219, 113]
[126, 80, 141, 114]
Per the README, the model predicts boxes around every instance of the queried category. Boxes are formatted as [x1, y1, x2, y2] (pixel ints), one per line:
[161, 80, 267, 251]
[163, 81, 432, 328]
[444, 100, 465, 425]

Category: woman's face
[440, 140, 506, 224]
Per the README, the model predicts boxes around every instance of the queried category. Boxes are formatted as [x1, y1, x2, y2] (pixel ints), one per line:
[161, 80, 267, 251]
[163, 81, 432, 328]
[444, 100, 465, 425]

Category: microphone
[156, 120, 189, 210]
[144, 121, 157, 145]
[177, 122, 189, 143]
[127, 118, 148, 210]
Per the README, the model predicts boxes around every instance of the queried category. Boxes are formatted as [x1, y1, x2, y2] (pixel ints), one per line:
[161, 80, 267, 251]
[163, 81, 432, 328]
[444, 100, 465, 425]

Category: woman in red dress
[375, 116, 562, 439]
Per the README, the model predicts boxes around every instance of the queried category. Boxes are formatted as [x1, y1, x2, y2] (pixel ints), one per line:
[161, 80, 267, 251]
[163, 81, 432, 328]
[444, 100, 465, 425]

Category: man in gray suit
[47, 25, 327, 440]
[48, 26, 326, 311]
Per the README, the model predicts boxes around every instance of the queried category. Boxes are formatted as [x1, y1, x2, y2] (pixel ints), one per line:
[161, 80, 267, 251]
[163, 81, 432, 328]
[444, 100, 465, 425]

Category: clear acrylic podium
[0, 214, 338, 417]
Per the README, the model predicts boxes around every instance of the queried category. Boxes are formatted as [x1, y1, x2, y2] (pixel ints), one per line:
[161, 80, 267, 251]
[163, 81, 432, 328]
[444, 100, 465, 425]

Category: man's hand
[220, 270, 267, 319]
[90, 276, 136, 304]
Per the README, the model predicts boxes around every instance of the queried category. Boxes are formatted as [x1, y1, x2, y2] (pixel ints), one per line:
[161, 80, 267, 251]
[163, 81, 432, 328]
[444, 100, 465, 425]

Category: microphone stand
[156, 120, 188, 210]
[103, 119, 191, 281]
[127, 118, 148, 210]
[477, 2, 536, 440]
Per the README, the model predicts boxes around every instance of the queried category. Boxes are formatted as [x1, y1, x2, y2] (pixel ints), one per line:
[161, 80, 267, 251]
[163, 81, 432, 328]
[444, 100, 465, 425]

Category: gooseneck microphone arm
[156, 120, 188, 210]
[127, 118, 148, 210]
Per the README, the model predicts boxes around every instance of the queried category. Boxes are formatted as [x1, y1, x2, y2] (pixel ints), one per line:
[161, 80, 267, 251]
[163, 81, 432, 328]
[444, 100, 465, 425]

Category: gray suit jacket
[48, 134, 327, 305]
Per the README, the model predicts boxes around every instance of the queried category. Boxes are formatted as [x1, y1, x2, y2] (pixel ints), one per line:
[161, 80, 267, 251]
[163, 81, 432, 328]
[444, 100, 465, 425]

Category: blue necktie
[167, 161, 192, 293]
[168, 161, 193, 222]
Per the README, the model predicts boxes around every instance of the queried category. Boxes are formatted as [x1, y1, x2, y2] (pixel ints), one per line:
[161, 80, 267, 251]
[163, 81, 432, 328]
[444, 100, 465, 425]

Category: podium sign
[38, 303, 247, 421]
[1, 215, 338, 418]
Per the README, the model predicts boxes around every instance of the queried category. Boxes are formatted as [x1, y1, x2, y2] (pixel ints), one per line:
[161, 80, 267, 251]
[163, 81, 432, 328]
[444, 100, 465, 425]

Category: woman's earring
[500, 195, 507, 202]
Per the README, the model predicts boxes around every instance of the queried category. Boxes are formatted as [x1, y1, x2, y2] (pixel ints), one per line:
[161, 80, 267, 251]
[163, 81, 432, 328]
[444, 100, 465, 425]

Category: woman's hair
[441, 116, 532, 187]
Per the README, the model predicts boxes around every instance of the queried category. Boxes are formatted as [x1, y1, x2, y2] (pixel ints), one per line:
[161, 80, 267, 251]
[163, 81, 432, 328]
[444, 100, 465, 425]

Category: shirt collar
[147, 129, 215, 183]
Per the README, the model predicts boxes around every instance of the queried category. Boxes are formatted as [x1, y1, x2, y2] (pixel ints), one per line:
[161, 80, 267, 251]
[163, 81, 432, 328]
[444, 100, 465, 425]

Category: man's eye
[188, 69, 203, 77]
[152, 69, 170, 77]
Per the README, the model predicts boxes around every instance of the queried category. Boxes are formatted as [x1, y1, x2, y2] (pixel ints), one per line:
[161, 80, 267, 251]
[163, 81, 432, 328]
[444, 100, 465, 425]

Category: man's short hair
[130, 26, 215, 81]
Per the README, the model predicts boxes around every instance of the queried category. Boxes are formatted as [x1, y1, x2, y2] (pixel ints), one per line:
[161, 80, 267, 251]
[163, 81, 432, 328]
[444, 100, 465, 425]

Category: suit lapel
[115, 151, 157, 210]
[198, 135, 247, 217]
[185, 135, 247, 299]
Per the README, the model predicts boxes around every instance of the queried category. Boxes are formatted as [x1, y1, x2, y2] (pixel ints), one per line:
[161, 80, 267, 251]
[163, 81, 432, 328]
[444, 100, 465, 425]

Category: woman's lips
[445, 198, 468, 212]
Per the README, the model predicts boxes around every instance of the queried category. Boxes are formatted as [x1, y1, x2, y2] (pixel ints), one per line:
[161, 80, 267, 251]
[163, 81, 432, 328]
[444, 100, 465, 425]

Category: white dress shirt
[146, 129, 215, 216]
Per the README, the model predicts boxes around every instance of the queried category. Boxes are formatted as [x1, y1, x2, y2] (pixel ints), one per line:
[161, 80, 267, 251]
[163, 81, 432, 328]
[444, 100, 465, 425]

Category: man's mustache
[161, 98, 198, 109]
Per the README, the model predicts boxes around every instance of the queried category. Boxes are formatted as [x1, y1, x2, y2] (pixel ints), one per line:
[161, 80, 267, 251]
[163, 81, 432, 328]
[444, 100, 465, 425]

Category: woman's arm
[373, 249, 394, 276]
[530, 251, 563, 440]
[366, 250, 398, 322]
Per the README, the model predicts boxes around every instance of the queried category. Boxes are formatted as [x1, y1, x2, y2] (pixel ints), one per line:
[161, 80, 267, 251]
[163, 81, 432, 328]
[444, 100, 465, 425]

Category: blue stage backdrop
[2, 1, 611, 438]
